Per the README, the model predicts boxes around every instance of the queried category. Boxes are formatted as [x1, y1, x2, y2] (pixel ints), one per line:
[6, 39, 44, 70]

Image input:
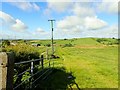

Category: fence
[0, 52, 54, 90]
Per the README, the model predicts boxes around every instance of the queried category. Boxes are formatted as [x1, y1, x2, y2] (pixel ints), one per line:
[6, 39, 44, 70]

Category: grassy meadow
[29, 38, 118, 88]
[53, 38, 118, 88]
[1, 38, 118, 89]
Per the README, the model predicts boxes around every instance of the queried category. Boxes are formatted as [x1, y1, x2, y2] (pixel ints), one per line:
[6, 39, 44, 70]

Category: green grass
[54, 38, 100, 46]
[51, 38, 118, 88]
[53, 47, 118, 88]
[31, 38, 118, 88]
[5, 38, 118, 88]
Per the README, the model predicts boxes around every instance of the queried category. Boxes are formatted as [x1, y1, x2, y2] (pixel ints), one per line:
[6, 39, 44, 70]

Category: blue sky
[0, 0, 119, 39]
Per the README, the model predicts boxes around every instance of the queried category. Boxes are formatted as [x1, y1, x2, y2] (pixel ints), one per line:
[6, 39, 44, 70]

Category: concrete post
[0, 52, 14, 90]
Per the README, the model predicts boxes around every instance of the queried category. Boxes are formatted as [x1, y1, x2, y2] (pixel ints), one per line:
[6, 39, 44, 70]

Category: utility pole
[48, 19, 55, 55]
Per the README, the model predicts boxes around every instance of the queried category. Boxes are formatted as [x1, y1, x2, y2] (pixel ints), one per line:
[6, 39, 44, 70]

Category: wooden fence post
[49, 59, 50, 67]
[41, 55, 44, 69]
[46, 48, 48, 60]
[0, 52, 14, 90]
[46, 48, 50, 67]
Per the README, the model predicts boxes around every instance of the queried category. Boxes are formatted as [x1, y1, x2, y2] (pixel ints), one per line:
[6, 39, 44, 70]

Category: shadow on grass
[35, 67, 80, 90]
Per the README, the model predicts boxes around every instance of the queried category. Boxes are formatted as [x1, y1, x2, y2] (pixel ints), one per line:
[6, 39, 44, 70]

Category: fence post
[46, 48, 50, 67]
[39, 56, 41, 65]
[30, 61, 34, 88]
[49, 59, 50, 67]
[31, 61, 34, 76]
[0, 52, 14, 90]
[46, 48, 48, 60]
[41, 55, 44, 69]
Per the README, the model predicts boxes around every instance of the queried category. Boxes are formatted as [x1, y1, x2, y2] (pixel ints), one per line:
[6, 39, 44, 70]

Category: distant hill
[29, 38, 119, 46]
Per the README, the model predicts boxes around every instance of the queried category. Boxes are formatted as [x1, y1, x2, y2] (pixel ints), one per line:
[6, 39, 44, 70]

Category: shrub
[96, 38, 119, 45]
[45, 43, 51, 47]
[63, 43, 73, 47]
[2, 40, 10, 47]
[4, 44, 40, 87]
[112, 37, 115, 39]
[64, 38, 68, 40]
[5, 44, 40, 62]
[37, 44, 41, 46]
[96, 38, 107, 43]
[53, 42, 56, 44]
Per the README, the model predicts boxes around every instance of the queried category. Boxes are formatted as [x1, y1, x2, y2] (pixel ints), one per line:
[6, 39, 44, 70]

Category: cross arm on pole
[48, 20, 55, 29]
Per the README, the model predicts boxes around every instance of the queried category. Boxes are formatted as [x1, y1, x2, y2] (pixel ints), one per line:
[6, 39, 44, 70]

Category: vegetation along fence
[0, 51, 54, 90]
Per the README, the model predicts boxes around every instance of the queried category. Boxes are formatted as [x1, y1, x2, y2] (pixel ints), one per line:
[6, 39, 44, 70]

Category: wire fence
[13, 55, 54, 90]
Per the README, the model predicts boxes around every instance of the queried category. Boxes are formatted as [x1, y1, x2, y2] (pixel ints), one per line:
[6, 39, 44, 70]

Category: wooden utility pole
[48, 19, 55, 55]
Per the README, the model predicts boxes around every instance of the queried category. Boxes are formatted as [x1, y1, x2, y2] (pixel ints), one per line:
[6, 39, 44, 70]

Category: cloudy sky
[0, 0, 119, 39]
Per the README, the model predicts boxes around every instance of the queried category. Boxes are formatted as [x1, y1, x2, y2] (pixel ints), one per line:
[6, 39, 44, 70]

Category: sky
[0, 0, 119, 39]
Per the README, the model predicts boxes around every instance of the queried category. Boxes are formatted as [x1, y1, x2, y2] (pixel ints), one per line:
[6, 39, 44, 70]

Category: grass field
[39, 38, 118, 88]
[54, 47, 118, 88]
[2, 38, 118, 89]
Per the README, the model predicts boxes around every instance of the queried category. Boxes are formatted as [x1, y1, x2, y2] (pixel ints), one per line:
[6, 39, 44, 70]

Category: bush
[4, 44, 40, 87]
[5, 44, 40, 62]
[96, 38, 119, 45]
[53, 42, 56, 44]
[45, 43, 51, 47]
[112, 37, 115, 39]
[63, 43, 73, 47]
[64, 38, 68, 40]
[37, 44, 41, 46]
[2, 40, 10, 47]
[96, 38, 107, 43]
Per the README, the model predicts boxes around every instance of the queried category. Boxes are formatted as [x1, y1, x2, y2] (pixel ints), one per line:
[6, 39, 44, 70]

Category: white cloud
[103, 24, 118, 38]
[45, 2, 96, 16]
[44, 1, 72, 15]
[48, 2, 71, 12]
[45, 1, 117, 39]
[98, 24, 118, 38]
[76, 24, 118, 38]
[32, 3, 40, 11]
[33, 27, 49, 35]
[101, 0, 119, 2]
[97, 2, 118, 14]
[72, 3, 95, 17]
[45, 1, 119, 16]
[56, 15, 85, 38]
[56, 15, 108, 39]
[56, 16, 83, 29]
[84, 16, 108, 30]
[46, 2, 106, 33]
[0, 11, 28, 32]
[9, 2, 40, 11]
[0, 11, 16, 24]
[11, 19, 28, 32]
[31, 28, 50, 39]
[56, 15, 107, 33]
[36, 28, 46, 33]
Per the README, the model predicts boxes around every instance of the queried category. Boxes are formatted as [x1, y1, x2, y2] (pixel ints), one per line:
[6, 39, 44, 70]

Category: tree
[2, 40, 10, 47]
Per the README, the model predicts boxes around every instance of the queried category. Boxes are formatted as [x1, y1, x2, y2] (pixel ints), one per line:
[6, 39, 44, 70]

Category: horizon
[0, 37, 119, 41]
